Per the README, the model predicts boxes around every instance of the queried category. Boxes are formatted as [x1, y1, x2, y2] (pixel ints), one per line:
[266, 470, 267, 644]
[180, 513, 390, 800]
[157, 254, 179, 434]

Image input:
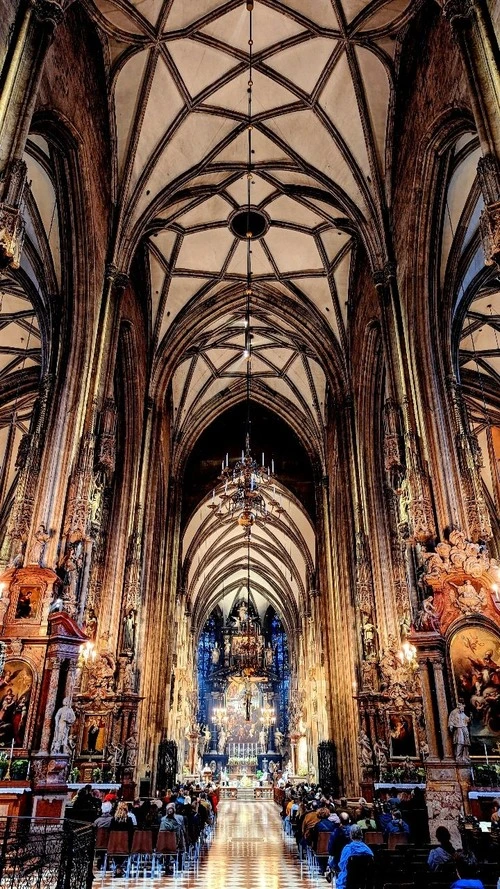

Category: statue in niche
[217, 727, 227, 755]
[373, 737, 389, 767]
[50, 698, 76, 755]
[237, 601, 248, 626]
[361, 616, 377, 658]
[124, 731, 138, 768]
[27, 524, 50, 567]
[415, 595, 440, 632]
[274, 728, 284, 755]
[60, 545, 83, 616]
[211, 643, 220, 666]
[84, 608, 98, 641]
[48, 587, 64, 614]
[358, 730, 373, 769]
[448, 703, 471, 762]
[122, 608, 136, 653]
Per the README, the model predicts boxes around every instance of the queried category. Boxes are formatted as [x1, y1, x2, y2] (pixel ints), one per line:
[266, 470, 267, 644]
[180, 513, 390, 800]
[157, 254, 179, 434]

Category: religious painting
[80, 714, 107, 756]
[14, 585, 41, 620]
[450, 625, 500, 756]
[0, 660, 34, 748]
[225, 678, 261, 744]
[388, 712, 417, 759]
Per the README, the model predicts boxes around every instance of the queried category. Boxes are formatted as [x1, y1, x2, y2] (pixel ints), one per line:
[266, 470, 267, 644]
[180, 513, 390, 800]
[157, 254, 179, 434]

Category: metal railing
[0, 817, 95, 889]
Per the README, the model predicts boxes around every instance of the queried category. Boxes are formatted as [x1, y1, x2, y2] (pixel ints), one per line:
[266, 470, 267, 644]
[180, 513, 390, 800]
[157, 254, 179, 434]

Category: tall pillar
[441, 0, 500, 264]
[415, 653, 439, 759]
[430, 653, 454, 760]
[0, 1, 68, 268]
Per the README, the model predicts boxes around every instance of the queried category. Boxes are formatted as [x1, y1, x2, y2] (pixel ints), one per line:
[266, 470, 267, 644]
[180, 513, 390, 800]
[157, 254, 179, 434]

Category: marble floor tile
[95, 800, 317, 889]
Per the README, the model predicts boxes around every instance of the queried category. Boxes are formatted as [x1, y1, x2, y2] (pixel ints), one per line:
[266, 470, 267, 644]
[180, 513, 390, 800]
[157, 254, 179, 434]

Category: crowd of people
[69, 781, 218, 877]
[279, 782, 488, 889]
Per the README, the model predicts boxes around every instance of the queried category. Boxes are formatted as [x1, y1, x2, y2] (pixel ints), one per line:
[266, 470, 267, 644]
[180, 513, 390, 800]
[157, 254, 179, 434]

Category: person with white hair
[335, 824, 373, 889]
[93, 800, 113, 828]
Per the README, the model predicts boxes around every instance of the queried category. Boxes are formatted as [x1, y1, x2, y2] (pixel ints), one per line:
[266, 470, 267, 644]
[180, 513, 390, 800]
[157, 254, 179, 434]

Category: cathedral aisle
[98, 800, 310, 889]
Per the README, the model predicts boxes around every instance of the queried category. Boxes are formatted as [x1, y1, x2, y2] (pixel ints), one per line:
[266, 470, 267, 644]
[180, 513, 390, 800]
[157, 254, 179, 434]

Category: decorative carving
[358, 729, 373, 770]
[442, 0, 474, 23]
[447, 579, 487, 615]
[448, 703, 471, 762]
[63, 430, 95, 544]
[481, 200, 500, 267]
[96, 399, 117, 480]
[85, 651, 115, 694]
[124, 731, 138, 768]
[383, 400, 405, 492]
[27, 524, 50, 567]
[0, 204, 25, 269]
[415, 595, 441, 632]
[58, 543, 83, 618]
[424, 529, 493, 578]
[50, 698, 76, 754]
[123, 510, 143, 614]
[32, 0, 65, 27]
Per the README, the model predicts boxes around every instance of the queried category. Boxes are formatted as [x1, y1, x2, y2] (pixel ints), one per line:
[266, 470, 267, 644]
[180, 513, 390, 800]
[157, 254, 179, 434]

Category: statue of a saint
[448, 703, 471, 762]
[50, 698, 76, 755]
[358, 730, 373, 768]
[125, 731, 138, 768]
[416, 596, 440, 632]
[84, 608, 98, 641]
[28, 524, 50, 567]
[237, 601, 248, 625]
[217, 727, 226, 755]
[211, 643, 220, 665]
[259, 728, 267, 749]
[274, 728, 284, 755]
[123, 608, 136, 652]
[373, 737, 389, 767]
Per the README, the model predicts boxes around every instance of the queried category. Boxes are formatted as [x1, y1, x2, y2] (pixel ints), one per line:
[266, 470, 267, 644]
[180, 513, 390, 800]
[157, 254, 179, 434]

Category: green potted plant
[9, 759, 28, 780]
[91, 767, 102, 783]
[69, 767, 80, 784]
[0, 754, 9, 779]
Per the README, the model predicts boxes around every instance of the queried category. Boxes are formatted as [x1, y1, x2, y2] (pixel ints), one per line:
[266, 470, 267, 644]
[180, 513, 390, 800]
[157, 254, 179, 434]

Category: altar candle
[9, 740, 14, 761]
[484, 742, 489, 765]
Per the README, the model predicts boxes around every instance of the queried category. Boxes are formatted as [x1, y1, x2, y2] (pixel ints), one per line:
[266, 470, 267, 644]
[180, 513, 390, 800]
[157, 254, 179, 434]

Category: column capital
[442, 0, 474, 25]
[32, 0, 65, 28]
[105, 263, 129, 293]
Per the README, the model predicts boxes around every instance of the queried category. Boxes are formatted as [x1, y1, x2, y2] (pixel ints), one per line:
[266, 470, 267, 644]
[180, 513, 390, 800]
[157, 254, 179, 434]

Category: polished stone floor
[97, 800, 313, 888]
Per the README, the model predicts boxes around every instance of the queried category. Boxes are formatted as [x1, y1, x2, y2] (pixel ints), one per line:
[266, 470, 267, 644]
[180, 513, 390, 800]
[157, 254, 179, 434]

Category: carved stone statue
[122, 608, 136, 652]
[217, 727, 226, 754]
[415, 595, 440, 632]
[48, 589, 64, 614]
[373, 737, 389, 767]
[125, 731, 138, 768]
[448, 703, 471, 762]
[274, 728, 284, 755]
[259, 727, 266, 748]
[358, 730, 373, 768]
[28, 524, 50, 567]
[50, 697, 76, 755]
[211, 643, 220, 665]
[86, 652, 115, 694]
[120, 658, 136, 693]
[84, 608, 98, 641]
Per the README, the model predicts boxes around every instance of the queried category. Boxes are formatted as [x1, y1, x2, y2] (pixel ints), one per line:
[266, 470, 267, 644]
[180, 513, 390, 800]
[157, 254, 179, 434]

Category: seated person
[94, 800, 113, 828]
[427, 826, 456, 875]
[377, 802, 393, 834]
[327, 812, 351, 871]
[450, 851, 485, 889]
[336, 825, 374, 889]
[386, 809, 410, 836]
[491, 800, 500, 829]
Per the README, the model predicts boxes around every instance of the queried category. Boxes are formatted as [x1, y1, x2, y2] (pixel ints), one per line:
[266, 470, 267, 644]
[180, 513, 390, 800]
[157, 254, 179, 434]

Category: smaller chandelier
[212, 434, 285, 535]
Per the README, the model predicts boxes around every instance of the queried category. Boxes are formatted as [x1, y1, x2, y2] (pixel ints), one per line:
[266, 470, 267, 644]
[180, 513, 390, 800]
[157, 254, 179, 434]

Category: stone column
[415, 652, 439, 759]
[430, 653, 454, 759]
[0, 1, 67, 268]
[442, 0, 500, 265]
[38, 655, 61, 753]
[290, 732, 300, 775]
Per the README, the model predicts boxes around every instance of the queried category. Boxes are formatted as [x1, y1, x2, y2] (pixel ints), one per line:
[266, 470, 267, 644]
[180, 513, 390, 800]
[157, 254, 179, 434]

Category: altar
[220, 784, 273, 800]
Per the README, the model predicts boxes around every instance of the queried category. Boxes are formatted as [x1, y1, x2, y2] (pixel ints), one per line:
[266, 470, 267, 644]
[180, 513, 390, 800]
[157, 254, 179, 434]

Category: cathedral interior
[0, 0, 499, 857]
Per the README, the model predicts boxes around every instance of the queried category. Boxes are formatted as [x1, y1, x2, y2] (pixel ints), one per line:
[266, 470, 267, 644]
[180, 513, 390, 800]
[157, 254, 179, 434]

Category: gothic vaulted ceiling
[85, 0, 418, 458]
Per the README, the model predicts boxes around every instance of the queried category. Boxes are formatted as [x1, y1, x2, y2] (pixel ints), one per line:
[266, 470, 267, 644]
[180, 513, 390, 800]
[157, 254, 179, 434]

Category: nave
[97, 800, 306, 889]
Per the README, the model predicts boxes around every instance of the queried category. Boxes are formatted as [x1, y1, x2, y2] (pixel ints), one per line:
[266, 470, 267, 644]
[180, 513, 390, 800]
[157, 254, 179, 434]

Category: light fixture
[397, 640, 417, 666]
[78, 640, 97, 667]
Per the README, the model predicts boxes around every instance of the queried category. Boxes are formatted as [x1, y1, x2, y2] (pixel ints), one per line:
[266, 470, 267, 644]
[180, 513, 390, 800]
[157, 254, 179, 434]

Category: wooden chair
[345, 854, 375, 889]
[154, 829, 181, 877]
[103, 829, 130, 874]
[364, 831, 385, 845]
[94, 828, 110, 875]
[388, 833, 409, 850]
[126, 829, 154, 878]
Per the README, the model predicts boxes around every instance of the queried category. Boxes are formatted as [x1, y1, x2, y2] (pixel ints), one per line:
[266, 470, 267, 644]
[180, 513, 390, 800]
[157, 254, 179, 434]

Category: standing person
[335, 825, 374, 889]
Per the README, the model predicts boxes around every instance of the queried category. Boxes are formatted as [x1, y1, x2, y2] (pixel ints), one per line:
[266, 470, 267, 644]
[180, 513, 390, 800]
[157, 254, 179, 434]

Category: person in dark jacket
[386, 809, 410, 837]
[450, 852, 485, 889]
[327, 812, 351, 870]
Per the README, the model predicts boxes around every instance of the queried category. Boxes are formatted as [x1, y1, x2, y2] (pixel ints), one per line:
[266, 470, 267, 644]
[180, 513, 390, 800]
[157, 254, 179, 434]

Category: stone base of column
[31, 752, 70, 819]
[425, 760, 471, 848]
